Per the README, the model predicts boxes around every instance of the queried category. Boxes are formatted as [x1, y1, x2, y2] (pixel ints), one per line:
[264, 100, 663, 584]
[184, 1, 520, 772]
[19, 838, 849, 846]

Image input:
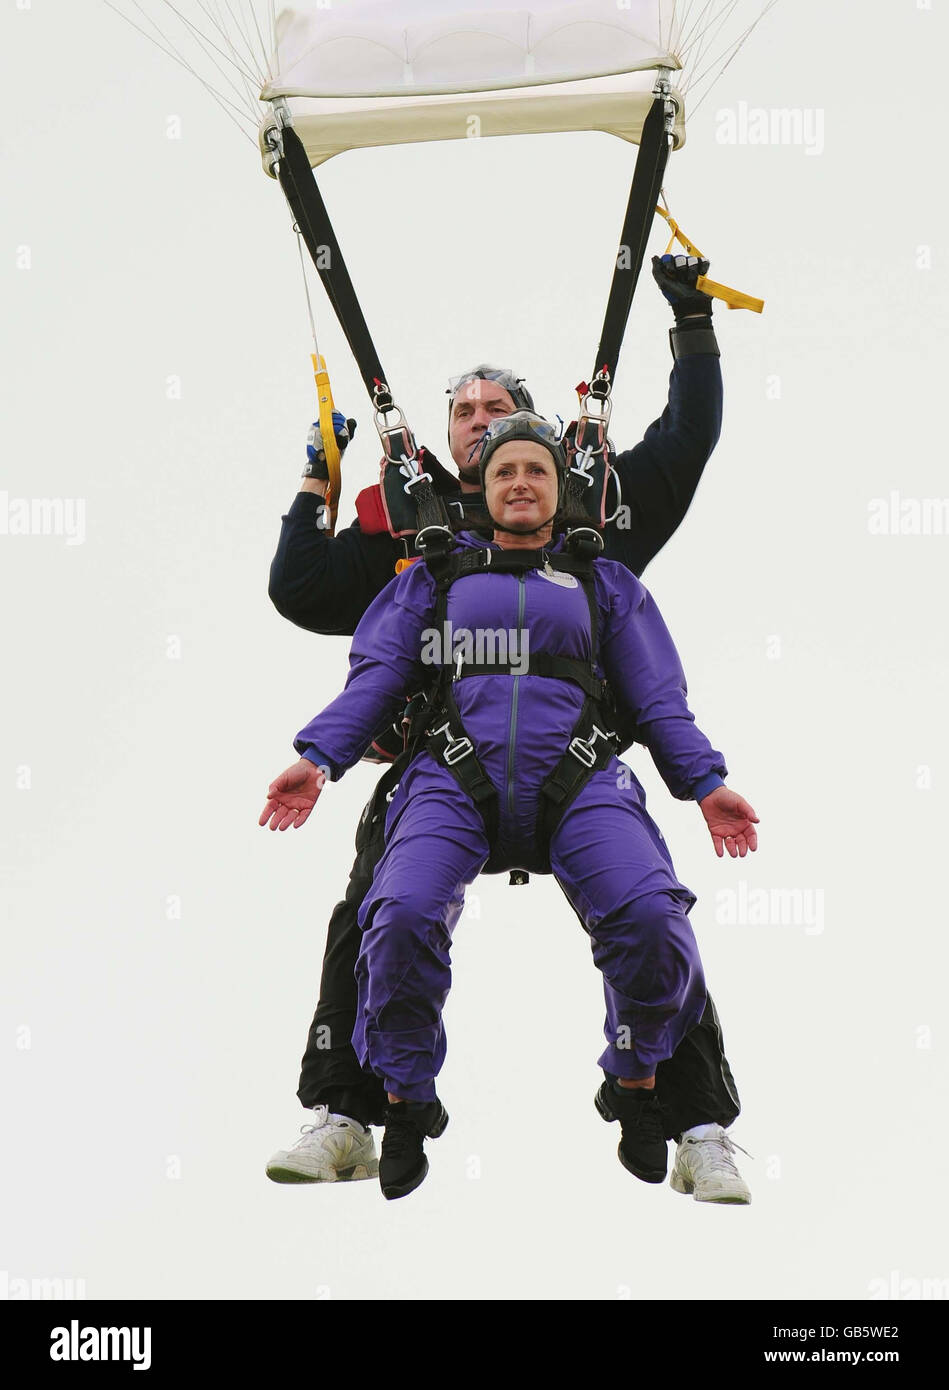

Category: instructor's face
[449, 380, 516, 481]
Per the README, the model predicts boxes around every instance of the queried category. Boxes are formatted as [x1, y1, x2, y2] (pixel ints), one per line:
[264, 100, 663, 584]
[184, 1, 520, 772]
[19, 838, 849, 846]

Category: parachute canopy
[257, 1, 693, 170]
[113, 2, 777, 172]
[260, 0, 688, 169]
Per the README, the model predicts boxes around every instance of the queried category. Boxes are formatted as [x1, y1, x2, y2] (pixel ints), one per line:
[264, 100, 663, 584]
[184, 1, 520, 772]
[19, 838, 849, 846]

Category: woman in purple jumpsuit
[261, 413, 759, 1200]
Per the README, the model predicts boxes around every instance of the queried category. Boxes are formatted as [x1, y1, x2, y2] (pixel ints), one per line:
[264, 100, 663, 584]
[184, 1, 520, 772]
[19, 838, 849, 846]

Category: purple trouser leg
[355, 757, 706, 1099]
[549, 767, 707, 1079]
[354, 759, 490, 1103]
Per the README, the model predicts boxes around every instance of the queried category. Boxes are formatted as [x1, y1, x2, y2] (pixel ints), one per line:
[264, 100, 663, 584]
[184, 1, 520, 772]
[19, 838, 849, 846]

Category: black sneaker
[379, 1098, 449, 1200]
[595, 1081, 668, 1183]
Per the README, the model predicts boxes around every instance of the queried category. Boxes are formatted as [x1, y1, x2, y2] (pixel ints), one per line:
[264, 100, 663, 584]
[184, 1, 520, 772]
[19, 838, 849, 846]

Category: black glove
[652, 254, 713, 321]
[303, 412, 357, 480]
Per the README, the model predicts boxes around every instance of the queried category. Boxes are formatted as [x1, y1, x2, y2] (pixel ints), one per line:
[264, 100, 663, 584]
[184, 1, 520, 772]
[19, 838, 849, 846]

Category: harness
[403, 537, 638, 877]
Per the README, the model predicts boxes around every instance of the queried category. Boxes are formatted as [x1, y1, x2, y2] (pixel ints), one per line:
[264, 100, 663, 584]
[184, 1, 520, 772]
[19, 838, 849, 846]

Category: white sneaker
[670, 1125, 751, 1204]
[266, 1106, 379, 1184]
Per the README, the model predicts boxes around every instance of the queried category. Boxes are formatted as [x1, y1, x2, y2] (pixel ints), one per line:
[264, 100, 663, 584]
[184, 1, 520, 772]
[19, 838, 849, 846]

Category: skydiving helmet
[477, 411, 568, 519]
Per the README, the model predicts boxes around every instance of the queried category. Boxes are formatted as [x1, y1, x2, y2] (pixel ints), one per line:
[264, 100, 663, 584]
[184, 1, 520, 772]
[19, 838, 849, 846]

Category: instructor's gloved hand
[652, 253, 713, 320]
[304, 411, 357, 480]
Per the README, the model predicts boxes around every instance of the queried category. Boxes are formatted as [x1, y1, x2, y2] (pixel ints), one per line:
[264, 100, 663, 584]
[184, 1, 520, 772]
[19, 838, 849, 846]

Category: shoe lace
[690, 1130, 751, 1174]
[382, 1112, 418, 1159]
[623, 1092, 665, 1143]
[299, 1104, 332, 1137]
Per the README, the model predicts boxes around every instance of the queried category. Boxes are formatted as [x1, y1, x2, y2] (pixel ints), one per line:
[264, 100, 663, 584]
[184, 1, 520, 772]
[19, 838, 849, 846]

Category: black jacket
[268, 352, 723, 636]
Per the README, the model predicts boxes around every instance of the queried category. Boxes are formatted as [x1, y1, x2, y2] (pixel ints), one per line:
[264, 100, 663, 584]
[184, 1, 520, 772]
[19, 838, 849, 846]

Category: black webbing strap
[425, 545, 597, 585]
[426, 689, 499, 843]
[410, 480, 454, 557]
[535, 566, 621, 840]
[276, 124, 386, 404]
[355, 744, 413, 850]
[453, 653, 607, 701]
[594, 94, 672, 389]
[538, 699, 620, 843]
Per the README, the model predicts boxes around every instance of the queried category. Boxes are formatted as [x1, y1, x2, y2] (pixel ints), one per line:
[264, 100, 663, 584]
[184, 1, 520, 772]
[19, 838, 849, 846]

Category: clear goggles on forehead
[482, 412, 561, 447]
[447, 367, 525, 399]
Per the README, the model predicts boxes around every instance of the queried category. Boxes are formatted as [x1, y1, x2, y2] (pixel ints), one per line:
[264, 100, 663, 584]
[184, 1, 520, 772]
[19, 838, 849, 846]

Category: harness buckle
[568, 723, 615, 768]
[429, 719, 474, 766]
[569, 449, 597, 486]
[402, 463, 434, 494]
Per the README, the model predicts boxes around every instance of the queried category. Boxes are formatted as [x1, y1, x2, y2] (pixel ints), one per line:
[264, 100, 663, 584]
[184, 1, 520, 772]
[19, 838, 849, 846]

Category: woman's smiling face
[483, 441, 559, 533]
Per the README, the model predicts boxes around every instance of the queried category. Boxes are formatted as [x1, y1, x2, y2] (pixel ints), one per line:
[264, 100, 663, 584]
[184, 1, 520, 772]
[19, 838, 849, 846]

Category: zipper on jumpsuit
[505, 573, 527, 815]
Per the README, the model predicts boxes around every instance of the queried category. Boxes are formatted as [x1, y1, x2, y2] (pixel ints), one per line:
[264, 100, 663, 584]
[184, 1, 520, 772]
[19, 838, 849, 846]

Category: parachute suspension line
[157, 0, 261, 91]
[678, 1, 740, 81]
[202, 0, 266, 112]
[243, 0, 276, 85]
[104, 0, 258, 143]
[685, 1, 782, 113]
[214, 0, 270, 89]
[674, 1, 728, 63]
[294, 230, 322, 364]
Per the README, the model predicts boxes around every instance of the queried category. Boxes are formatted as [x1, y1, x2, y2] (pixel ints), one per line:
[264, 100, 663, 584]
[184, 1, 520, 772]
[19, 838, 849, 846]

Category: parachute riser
[593, 83, 673, 391]
[272, 115, 391, 408]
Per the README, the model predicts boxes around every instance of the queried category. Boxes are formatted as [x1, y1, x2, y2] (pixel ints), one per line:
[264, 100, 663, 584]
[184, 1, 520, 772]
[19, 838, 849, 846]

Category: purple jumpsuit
[294, 532, 727, 1103]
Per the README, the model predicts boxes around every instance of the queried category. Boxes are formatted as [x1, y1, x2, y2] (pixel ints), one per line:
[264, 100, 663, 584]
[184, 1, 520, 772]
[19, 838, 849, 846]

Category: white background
[1, 0, 947, 1302]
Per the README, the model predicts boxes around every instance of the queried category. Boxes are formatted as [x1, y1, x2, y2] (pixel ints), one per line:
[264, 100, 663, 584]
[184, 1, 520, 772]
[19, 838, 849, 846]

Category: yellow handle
[695, 275, 764, 314]
[655, 205, 764, 313]
[312, 353, 341, 534]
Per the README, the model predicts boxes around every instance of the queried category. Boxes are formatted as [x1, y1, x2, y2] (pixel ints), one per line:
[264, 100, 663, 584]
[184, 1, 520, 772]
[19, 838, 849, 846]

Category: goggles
[447, 367, 528, 401]
[481, 412, 561, 448]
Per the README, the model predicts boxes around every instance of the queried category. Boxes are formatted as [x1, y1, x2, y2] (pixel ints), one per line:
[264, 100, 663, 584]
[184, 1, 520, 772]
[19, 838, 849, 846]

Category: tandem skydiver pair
[261, 399, 759, 1201]
[261, 258, 757, 1204]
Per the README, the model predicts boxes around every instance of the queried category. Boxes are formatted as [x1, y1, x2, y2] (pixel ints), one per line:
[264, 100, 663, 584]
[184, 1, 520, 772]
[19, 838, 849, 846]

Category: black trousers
[297, 771, 742, 1137]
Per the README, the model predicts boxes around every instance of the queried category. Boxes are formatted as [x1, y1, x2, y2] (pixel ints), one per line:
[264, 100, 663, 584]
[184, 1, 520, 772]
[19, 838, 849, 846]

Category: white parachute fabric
[264, 1, 678, 98]
[109, 2, 778, 165]
[261, 0, 685, 169]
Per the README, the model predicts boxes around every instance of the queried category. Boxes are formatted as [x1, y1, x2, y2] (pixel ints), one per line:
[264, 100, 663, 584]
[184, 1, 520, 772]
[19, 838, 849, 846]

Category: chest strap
[450, 652, 608, 702]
